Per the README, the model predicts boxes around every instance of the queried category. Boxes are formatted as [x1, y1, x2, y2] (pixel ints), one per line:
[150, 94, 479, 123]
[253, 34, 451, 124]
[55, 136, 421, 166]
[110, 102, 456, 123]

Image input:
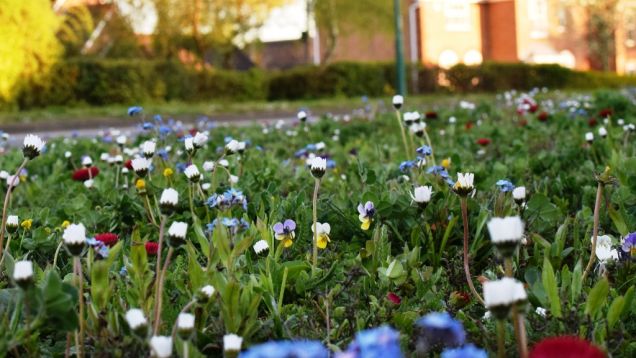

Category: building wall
[418, 0, 484, 68]
[480, 0, 518, 62]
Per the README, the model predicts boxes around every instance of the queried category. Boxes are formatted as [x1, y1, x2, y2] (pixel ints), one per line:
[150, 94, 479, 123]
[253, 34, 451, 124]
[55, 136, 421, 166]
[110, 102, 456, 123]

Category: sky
[115, 0, 307, 42]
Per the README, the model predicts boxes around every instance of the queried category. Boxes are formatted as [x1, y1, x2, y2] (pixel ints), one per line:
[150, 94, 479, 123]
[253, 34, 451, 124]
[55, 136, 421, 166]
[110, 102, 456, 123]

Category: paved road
[1, 110, 333, 147]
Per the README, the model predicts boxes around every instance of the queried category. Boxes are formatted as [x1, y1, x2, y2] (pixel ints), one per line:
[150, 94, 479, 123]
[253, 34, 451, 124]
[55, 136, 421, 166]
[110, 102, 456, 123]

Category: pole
[394, 0, 407, 95]
[408, 1, 420, 93]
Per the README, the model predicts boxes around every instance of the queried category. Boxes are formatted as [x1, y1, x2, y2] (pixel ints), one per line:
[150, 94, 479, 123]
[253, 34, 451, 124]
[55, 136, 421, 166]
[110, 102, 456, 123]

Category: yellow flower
[21, 219, 32, 230]
[312, 222, 331, 249]
[45, 227, 51, 234]
[163, 168, 174, 177]
[62, 220, 70, 229]
[360, 218, 371, 231]
[441, 158, 451, 169]
[136, 179, 146, 190]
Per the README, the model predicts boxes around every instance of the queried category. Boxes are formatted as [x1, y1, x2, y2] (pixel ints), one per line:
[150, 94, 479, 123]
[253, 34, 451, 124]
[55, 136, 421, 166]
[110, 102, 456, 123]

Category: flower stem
[505, 257, 527, 358]
[582, 182, 604, 282]
[496, 319, 505, 358]
[153, 246, 174, 335]
[423, 128, 436, 166]
[74, 257, 85, 358]
[312, 178, 321, 272]
[152, 216, 166, 328]
[0, 233, 11, 269]
[394, 110, 410, 159]
[461, 197, 485, 305]
[0, 158, 28, 263]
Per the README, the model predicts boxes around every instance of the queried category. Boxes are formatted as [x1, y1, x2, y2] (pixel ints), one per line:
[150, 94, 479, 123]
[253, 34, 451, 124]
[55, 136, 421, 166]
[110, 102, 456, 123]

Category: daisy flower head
[23, 134, 45, 159]
[297, 110, 308, 122]
[202, 161, 215, 172]
[392, 95, 404, 110]
[224, 334, 243, 353]
[13, 260, 34, 288]
[167, 221, 188, 247]
[131, 157, 151, 177]
[598, 126, 608, 138]
[198, 284, 216, 303]
[125, 308, 148, 335]
[483, 277, 527, 319]
[193, 131, 208, 148]
[357, 201, 375, 231]
[412, 186, 433, 207]
[159, 188, 179, 213]
[142, 140, 156, 158]
[273, 219, 296, 248]
[585, 132, 594, 143]
[149, 336, 172, 358]
[7, 214, 19, 233]
[411, 122, 426, 137]
[225, 139, 240, 155]
[487, 216, 525, 257]
[184, 137, 195, 153]
[63, 223, 87, 256]
[452, 172, 475, 197]
[253, 239, 269, 254]
[176, 313, 195, 338]
[184, 164, 201, 182]
[512, 186, 526, 204]
[312, 222, 331, 249]
[310, 156, 327, 179]
[82, 156, 93, 167]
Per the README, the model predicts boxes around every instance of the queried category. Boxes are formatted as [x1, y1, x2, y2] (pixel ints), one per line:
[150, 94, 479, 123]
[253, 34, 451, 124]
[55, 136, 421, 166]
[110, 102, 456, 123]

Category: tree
[0, 0, 62, 105]
[312, 0, 394, 64]
[580, 0, 619, 71]
[149, 0, 290, 67]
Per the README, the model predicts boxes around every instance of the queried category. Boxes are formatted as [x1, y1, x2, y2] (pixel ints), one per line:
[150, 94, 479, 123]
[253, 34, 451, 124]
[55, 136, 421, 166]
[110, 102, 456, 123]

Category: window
[528, 0, 549, 39]
[444, 0, 470, 32]
[626, 9, 636, 47]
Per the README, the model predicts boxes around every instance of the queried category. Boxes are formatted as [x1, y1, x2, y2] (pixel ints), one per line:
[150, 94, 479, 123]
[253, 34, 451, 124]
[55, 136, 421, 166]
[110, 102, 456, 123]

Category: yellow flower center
[163, 168, 174, 177]
[62, 220, 70, 229]
[21, 219, 32, 230]
[136, 179, 146, 190]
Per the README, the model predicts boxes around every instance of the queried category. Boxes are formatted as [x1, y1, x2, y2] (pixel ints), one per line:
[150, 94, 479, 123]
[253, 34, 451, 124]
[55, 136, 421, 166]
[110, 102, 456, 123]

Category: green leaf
[41, 270, 78, 331]
[542, 256, 561, 318]
[571, 260, 583, 303]
[90, 261, 110, 311]
[607, 205, 629, 236]
[585, 278, 609, 319]
[607, 296, 625, 329]
[385, 259, 404, 279]
[623, 286, 635, 317]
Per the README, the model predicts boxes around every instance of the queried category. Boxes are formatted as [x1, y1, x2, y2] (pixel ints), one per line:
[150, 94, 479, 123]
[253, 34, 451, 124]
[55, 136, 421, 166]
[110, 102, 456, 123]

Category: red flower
[95, 233, 118, 247]
[476, 138, 491, 146]
[588, 118, 598, 127]
[124, 159, 133, 170]
[145, 242, 159, 256]
[72, 167, 100, 181]
[425, 111, 438, 120]
[519, 119, 529, 127]
[529, 103, 539, 114]
[188, 128, 198, 136]
[530, 336, 605, 358]
[537, 111, 549, 122]
[465, 121, 474, 130]
[598, 108, 613, 118]
[387, 292, 401, 305]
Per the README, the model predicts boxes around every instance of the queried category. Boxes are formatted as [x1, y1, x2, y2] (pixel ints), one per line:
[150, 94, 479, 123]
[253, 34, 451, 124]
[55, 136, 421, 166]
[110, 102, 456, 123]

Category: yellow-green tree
[150, 0, 289, 66]
[0, 0, 62, 105]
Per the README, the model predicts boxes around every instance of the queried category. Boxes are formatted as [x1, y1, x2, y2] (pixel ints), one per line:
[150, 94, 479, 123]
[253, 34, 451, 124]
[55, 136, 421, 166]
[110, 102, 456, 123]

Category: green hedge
[8, 59, 636, 109]
[446, 62, 636, 92]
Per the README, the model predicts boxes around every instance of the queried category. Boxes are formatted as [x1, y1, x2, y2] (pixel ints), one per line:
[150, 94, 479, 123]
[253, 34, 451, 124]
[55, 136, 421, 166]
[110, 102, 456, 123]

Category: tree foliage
[0, 0, 62, 105]
[149, 0, 289, 65]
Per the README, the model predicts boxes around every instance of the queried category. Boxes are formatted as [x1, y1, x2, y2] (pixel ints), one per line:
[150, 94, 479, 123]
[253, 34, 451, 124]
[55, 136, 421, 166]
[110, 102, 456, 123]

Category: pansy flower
[273, 219, 296, 248]
[621, 232, 636, 257]
[312, 222, 331, 249]
[357, 201, 375, 231]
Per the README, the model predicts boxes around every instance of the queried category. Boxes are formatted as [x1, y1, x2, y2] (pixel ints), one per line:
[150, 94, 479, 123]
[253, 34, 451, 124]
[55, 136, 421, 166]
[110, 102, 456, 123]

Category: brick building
[417, 0, 636, 74]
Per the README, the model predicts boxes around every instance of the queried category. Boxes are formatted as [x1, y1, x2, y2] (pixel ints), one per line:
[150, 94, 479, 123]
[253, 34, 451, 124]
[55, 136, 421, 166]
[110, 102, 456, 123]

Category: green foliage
[0, 0, 62, 107]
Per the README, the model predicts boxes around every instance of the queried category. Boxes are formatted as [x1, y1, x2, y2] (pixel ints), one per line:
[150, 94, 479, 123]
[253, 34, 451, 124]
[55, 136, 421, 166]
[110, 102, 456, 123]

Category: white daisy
[159, 188, 178, 207]
[412, 186, 433, 204]
[184, 164, 201, 182]
[13, 260, 34, 282]
[512, 186, 526, 202]
[131, 157, 151, 176]
[125, 308, 147, 330]
[149, 336, 173, 358]
[177, 313, 195, 330]
[142, 140, 156, 157]
[223, 334, 243, 352]
[168, 222, 188, 239]
[203, 161, 215, 172]
[22, 134, 45, 159]
[193, 132, 208, 148]
[253, 240, 269, 254]
[487, 216, 525, 244]
[309, 157, 327, 178]
[392, 95, 404, 109]
[225, 140, 240, 154]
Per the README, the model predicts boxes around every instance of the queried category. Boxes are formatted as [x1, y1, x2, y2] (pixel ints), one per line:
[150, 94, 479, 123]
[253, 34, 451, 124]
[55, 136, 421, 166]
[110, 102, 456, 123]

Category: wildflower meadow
[1, 89, 636, 357]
